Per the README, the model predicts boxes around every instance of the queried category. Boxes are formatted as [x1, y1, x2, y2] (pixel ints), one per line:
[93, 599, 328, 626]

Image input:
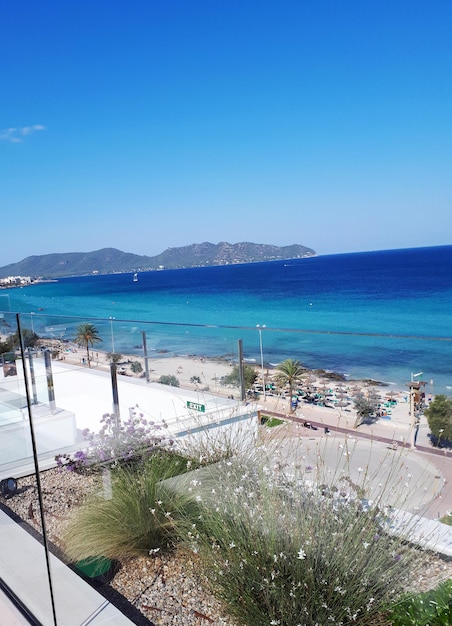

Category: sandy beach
[41, 338, 426, 434]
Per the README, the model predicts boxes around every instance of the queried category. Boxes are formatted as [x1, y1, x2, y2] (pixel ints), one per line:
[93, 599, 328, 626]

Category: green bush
[173, 455, 425, 626]
[130, 361, 143, 374]
[388, 579, 452, 625]
[223, 364, 257, 389]
[158, 374, 180, 387]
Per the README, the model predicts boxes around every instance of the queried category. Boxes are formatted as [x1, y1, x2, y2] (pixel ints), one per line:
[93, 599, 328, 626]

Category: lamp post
[30, 312, 35, 334]
[109, 317, 115, 353]
[407, 372, 426, 449]
[256, 324, 266, 401]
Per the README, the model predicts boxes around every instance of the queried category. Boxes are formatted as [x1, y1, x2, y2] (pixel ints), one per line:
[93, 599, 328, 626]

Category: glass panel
[0, 312, 56, 625]
[1, 309, 451, 624]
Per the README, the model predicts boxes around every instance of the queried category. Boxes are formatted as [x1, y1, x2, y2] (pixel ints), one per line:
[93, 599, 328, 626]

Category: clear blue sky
[1, 0, 451, 266]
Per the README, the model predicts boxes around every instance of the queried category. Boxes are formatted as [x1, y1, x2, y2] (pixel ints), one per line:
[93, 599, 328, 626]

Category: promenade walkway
[259, 399, 452, 517]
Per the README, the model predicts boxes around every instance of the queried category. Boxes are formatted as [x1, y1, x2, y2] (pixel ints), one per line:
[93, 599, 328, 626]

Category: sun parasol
[385, 390, 399, 400]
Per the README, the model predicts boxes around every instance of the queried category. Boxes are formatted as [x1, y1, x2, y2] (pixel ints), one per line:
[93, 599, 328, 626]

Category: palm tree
[74, 323, 102, 368]
[274, 358, 305, 413]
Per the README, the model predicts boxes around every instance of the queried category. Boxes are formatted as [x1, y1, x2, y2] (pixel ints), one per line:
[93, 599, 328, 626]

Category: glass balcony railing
[0, 311, 451, 624]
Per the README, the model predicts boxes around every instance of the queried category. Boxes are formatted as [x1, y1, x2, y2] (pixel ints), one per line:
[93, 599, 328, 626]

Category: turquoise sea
[2, 245, 452, 393]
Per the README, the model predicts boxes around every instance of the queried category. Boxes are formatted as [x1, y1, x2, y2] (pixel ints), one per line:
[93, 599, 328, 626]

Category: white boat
[133, 272, 138, 282]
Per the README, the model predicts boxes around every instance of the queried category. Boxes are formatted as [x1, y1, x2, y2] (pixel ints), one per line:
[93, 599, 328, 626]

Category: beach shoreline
[36, 337, 421, 433]
[0, 333, 435, 449]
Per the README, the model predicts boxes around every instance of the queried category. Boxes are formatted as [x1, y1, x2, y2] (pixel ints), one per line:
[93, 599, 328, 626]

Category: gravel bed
[2, 468, 452, 625]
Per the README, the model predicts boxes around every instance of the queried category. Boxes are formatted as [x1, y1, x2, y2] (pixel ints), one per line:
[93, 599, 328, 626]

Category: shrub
[55, 408, 173, 471]
[158, 374, 180, 387]
[130, 361, 143, 374]
[64, 450, 199, 563]
[388, 579, 452, 625]
[173, 451, 427, 626]
[190, 375, 201, 384]
[223, 364, 257, 389]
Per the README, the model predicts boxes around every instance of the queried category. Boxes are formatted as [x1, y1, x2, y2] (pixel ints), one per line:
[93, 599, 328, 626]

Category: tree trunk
[289, 383, 294, 413]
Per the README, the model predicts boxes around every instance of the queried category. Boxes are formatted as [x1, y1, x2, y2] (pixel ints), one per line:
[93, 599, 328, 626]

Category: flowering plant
[55, 407, 174, 471]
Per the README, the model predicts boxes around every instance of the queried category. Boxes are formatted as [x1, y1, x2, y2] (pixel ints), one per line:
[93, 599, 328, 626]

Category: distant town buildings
[0, 276, 33, 287]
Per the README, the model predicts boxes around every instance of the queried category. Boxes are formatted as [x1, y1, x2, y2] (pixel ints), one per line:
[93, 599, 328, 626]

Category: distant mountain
[0, 242, 316, 279]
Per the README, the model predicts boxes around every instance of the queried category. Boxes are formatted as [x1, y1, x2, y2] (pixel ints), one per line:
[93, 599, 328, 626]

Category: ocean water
[2, 245, 452, 393]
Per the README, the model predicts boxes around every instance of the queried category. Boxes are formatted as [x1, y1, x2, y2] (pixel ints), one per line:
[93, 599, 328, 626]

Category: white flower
[297, 548, 306, 560]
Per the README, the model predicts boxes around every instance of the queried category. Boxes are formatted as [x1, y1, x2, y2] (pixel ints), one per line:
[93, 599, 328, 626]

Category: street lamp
[30, 312, 35, 334]
[256, 324, 266, 401]
[407, 372, 426, 449]
[109, 317, 115, 353]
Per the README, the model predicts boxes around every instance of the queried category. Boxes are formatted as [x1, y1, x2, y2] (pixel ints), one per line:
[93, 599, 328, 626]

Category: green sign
[187, 401, 205, 412]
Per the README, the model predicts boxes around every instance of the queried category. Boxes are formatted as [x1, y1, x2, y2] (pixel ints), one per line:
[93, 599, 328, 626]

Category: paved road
[260, 407, 452, 520]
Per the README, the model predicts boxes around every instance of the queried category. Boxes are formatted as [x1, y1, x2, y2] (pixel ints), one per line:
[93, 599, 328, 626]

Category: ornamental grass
[63, 450, 198, 563]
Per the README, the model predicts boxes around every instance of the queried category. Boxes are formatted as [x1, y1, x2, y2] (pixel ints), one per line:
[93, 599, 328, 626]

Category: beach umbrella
[319, 383, 332, 395]
[385, 390, 399, 400]
[335, 400, 349, 408]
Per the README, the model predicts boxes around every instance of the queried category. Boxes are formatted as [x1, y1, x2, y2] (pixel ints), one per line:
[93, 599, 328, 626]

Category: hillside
[0, 242, 316, 279]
